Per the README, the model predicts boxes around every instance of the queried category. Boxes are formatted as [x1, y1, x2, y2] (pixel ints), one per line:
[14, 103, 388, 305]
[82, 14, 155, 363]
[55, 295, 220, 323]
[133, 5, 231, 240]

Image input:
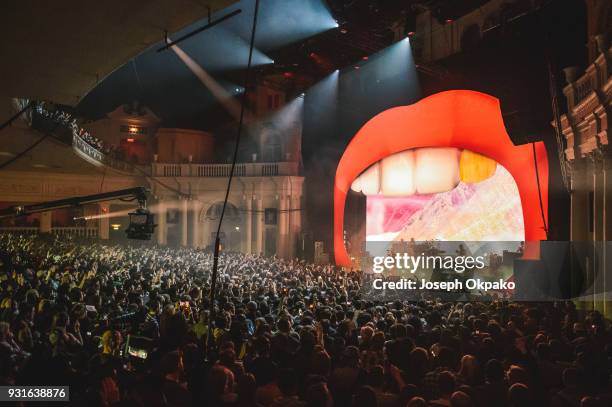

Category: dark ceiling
[0, 0, 237, 106]
[74, 0, 587, 136]
[75, 0, 498, 130]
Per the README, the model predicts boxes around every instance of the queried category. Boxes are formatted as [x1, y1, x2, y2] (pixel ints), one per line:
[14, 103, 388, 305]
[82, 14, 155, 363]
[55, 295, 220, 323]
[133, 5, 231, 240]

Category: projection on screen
[349, 148, 525, 243]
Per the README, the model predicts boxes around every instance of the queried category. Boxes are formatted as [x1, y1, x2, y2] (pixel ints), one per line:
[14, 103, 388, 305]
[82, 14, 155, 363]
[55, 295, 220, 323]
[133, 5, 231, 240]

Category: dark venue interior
[0, 0, 611, 406]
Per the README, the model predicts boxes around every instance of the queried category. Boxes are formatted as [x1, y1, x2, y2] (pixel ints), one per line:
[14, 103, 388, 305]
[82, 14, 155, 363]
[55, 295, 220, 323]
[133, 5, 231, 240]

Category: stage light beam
[223, 0, 338, 49]
[168, 42, 249, 121]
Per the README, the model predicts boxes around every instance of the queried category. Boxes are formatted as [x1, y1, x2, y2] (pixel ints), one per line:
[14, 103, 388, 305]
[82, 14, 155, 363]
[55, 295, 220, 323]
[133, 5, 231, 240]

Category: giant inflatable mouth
[334, 90, 548, 266]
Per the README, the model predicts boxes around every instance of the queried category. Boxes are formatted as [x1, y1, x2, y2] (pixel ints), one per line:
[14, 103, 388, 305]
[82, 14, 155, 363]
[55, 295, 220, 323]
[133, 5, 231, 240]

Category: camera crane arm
[0, 187, 148, 219]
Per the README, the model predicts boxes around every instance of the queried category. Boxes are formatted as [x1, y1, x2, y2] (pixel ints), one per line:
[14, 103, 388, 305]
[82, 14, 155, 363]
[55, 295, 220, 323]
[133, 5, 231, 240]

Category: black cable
[131, 59, 144, 96]
[0, 133, 49, 170]
[99, 166, 107, 193]
[0, 101, 34, 132]
[157, 9, 242, 52]
[547, 54, 569, 191]
[0, 113, 71, 171]
[133, 165, 188, 198]
[207, 0, 259, 360]
[532, 142, 549, 237]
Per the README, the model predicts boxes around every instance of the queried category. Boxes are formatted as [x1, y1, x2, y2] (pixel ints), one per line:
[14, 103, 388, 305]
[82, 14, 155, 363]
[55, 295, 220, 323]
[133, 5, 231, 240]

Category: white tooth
[350, 176, 362, 193]
[415, 147, 460, 194]
[380, 150, 416, 196]
[359, 162, 381, 195]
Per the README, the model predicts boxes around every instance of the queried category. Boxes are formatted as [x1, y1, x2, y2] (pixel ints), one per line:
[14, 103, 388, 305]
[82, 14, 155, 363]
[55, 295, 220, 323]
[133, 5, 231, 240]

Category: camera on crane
[126, 208, 156, 240]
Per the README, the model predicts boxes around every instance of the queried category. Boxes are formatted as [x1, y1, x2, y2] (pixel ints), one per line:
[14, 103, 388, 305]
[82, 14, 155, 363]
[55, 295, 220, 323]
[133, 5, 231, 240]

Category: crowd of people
[0, 233, 610, 406]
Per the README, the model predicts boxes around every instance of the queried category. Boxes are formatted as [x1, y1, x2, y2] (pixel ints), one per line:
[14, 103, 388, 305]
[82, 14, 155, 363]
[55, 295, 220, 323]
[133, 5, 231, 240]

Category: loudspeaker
[500, 99, 546, 146]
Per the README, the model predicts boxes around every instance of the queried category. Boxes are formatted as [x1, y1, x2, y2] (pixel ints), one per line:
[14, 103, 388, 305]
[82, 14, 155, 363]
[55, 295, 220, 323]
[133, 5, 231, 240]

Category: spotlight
[125, 208, 156, 240]
[334, 21, 339, 28]
[235, 226, 240, 231]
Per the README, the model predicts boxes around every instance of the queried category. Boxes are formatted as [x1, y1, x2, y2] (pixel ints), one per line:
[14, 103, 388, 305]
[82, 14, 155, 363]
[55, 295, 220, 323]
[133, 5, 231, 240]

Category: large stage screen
[365, 163, 524, 243]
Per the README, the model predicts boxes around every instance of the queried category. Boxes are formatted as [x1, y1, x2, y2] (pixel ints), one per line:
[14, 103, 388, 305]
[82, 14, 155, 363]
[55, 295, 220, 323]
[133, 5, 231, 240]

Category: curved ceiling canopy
[0, 0, 237, 106]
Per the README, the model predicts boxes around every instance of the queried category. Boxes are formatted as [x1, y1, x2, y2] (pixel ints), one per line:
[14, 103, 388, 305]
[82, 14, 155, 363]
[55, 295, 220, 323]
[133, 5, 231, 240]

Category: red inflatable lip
[334, 90, 548, 266]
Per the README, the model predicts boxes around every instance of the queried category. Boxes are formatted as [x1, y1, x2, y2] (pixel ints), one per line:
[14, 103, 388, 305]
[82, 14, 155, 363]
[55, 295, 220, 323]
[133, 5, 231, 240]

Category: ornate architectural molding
[560, 44, 611, 164]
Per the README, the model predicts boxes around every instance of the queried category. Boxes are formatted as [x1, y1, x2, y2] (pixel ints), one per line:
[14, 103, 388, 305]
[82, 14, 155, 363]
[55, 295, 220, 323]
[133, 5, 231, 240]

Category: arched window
[204, 202, 240, 221]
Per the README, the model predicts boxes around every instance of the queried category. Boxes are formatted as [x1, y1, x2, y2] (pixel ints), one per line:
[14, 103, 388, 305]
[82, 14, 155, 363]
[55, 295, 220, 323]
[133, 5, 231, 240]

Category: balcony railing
[0, 227, 38, 235]
[72, 133, 135, 173]
[30, 103, 136, 173]
[152, 161, 300, 177]
[0, 226, 98, 238]
[51, 226, 99, 238]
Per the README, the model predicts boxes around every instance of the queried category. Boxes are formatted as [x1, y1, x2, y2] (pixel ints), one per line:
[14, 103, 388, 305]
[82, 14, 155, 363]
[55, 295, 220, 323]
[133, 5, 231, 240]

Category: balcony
[30, 103, 138, 174]
[563, 47, 610, 114]
[559, 42, 611, 160]
[72, 133, 135, 173]
[152, 161, 300, 177]
[30, 107, 74, 145]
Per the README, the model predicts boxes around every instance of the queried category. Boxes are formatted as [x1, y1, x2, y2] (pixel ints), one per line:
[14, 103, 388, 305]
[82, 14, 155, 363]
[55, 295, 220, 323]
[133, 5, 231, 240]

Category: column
[181, 199, 188, 246]
[98, 203, 109, 240]
[605, 154, 612, 240]
[245, 197, 253, 254]
[594, 154, 605, 242]
[593, 155, 604, 313]
[289, 194, 301, 260]
[191, 199, 201, 248]
[569, 160, 586, 311]
[256, 197, 264, 255]
[603, 153, 612, 317]
[278, 196, 288, 258]
[156, 200, 167, 245]
[571, 159, 589, 241]
[39, 211, 52, 234]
